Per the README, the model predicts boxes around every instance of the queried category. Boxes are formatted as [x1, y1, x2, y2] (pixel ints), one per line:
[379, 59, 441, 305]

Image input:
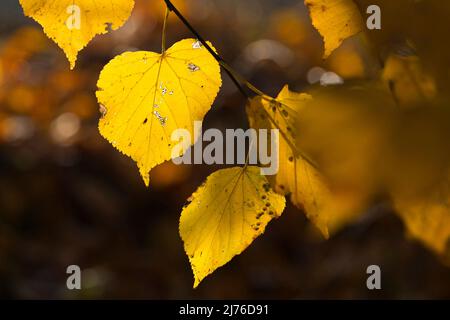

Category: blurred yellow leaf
[382, 54, 436, 107]
[180, 166, 286, 288]
[327, 43, 366, 79]
[247, 86, 363, 237]
[395, 180, 450, 255]
[19, 0, 135, 69]
[296, 84, 450, 247]
[304, 0, 363, 58]
[355, 0, 450, 92]
[297, 84, 396, 197]
[96, 39, 221, 186]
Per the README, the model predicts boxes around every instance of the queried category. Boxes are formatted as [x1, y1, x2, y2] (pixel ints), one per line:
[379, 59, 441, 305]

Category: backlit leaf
[96, 39, 222, 186]
[180, 166, 286, 288]
[19, 0, 135, 69]
[395, 180, 450, 255]
[382, 53, 437, 107]
[247, 86, 363, 238]
[304, 0, 364, 58]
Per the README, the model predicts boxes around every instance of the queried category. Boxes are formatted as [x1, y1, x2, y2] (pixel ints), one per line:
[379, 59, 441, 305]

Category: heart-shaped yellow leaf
[19, 0, 135, 69]
[180, 166, 286, 288]
[96, 39, 222, 186]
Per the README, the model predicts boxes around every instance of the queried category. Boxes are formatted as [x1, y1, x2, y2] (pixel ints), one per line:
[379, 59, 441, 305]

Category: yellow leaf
[180, 166, 286, 288]
[96, 39, 222, 186]
[382, 54, 437, 107]
[395, 181, 450, 255]
[295, 83, 397, 202]
[19, 0, 135, 69]
[327, 43, 366, 79]
[304, 0, 364, 58]
[355, 0, 450, 91]
[247, 86, 363, 238]
[294, 84, 450, 248]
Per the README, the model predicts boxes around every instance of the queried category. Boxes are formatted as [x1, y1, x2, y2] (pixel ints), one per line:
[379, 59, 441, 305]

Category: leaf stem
[218, 61, 270, 99]
[162, 7, 170, 53]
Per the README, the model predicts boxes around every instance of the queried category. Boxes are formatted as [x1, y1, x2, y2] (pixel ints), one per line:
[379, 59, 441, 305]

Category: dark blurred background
[0, 0, 450, 299]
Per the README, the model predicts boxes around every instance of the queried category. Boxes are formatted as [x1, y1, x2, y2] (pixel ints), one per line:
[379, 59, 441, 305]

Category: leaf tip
[322, 50, 332, 60]
[65, 50, 78, 70]
[139, 166, 150, 187]
[193, 278, 200, 289]
[322, 228, 330, 240]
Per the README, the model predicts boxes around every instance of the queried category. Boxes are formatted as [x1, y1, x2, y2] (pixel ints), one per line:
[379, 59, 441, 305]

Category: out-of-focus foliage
[355, 0, 450, 93]
[1, 0, 450, 297]
[382, 54, 437, 107]
[395, 181, 450, 256]
[297, 85, 450, 201]
[0, 26, 97, 142]
[297, 0, 450, 257]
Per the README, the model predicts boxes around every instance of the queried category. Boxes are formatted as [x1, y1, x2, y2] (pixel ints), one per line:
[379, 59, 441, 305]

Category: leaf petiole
[161, 7, 170, 54]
